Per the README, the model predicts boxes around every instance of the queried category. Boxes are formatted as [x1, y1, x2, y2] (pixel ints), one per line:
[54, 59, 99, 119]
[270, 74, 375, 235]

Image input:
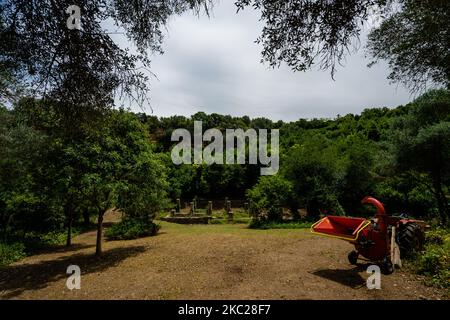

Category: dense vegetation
[1, 91, 449, 288]
[1, 90, 448, 262]
[0, 99, 168, 259]
[140, 89, 449, 224]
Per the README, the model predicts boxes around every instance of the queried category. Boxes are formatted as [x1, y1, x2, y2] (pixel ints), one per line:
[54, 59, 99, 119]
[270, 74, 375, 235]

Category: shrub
[105, 218, 160, 240]
[246, 175, 294, 221]
[417, 245, 449, 289]
[0, 242, 26, 266]
[426, 229, 445, 246]
[407, 228, 450, 290]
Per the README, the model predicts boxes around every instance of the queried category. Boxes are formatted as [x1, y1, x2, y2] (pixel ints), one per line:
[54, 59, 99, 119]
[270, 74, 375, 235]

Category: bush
[417, 245, 449, 289]
[407, 228, 450, 290]
[0, 242, 26, 267]
[105, 218, 160, 240]
[246, 175, 294, 221]
[426, 229, 445, 246]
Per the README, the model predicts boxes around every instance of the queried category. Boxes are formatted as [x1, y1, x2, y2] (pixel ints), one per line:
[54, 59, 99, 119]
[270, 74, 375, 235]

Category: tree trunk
[432, 177, 448, 225]
[66, 206, 73, 247]
[66, 217, 72, 247]
[82, 208, 90, 226]
[95, 211, 104, 256]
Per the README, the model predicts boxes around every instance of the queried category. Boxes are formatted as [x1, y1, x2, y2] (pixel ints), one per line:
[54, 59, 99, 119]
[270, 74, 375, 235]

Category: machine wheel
[398, 223, 425, 257]
[381, 257, 394, 275]
[348, 250, 359, 265]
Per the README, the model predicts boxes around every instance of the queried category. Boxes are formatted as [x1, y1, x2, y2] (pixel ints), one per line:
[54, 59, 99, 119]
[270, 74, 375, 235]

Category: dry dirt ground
[0, 212, 446, 300]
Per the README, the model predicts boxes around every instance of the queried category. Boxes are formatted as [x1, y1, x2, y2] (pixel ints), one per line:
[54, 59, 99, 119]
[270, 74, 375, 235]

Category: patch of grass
[0, 242, 26, 267]
[19, 223, 96, 251]
[1, 221, 98, 266]
[405, 227, 450, 292]
[157, 221, 313, 239]
[106, 218, 160, 240]
[248, 219, 313, 229]
[210, 217, 251, 224]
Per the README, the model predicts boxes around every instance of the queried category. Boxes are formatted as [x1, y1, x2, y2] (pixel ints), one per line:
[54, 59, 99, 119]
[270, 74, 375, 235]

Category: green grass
[1, 222, 97, 267]
[0, 242, 26, 267]
[157, 221, 314, 239]
[248, 220, 314, 229]
[405, 227, 450, 293]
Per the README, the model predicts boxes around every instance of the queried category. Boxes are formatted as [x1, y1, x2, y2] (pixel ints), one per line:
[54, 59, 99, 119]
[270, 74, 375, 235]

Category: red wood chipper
[311, 196, 426, 274]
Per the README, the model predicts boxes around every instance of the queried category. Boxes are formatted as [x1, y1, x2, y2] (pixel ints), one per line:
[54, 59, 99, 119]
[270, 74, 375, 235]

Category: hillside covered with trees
[1, 89, 449, 264]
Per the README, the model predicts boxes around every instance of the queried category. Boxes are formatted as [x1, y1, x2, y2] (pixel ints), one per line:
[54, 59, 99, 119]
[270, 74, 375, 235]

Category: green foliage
[1, 101, 169, 256]
[282, 135, 342, 216]
[336, 135, 377, 214]
[248, 220, 313, 230]
[235, 1, 448, 91]
[390, 90, 450, 222]
[0, 242, 26, 267]
[402, 228, 450, 291]
[246, 175, 294, 221]
[1, 90, 449, 262]
[415, 228, 450, 289]
[105, 218, 160, 240]
[426, 229, 445, 246]
[367, 0, 450, 91]
[0, 0, 213, 111]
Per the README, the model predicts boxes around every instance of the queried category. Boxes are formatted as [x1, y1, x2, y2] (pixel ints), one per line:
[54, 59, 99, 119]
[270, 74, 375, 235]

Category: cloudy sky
[131, 1, 412, 121]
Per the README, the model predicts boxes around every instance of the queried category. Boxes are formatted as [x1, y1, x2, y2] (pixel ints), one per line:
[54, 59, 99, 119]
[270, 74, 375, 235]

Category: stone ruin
[160, 198, 243, 224]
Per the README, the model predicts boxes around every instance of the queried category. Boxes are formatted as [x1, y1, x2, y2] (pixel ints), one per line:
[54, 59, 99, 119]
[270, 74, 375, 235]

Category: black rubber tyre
[348, 250, 359, 265]
[398, 223, 425, 257]
[381, 257, 394, 275]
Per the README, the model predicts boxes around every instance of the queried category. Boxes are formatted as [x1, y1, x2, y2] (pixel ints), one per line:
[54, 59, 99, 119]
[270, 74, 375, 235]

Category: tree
[246, 175, 294, 221]
[367, 0, 450, 92]
[410, 123, 449, 221]
[0, 11, 25, 103]
[75, 109, 168, 256]
[282, 134, 343, 216]
[0, 0, 212, 113]
[236, 0, 448, 91]
[390, 90, 450, 222]
[338, 135, 376, 214]
[235, 0, 387, 77]
[12, 98, 87, 247]
[0, 105, 63, 241]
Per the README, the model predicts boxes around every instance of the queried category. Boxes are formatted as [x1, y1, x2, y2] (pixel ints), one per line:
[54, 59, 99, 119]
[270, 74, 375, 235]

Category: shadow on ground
[0, 245, 147, 299]
[311, 264, 370, 289]
[32, 243, 96, 255]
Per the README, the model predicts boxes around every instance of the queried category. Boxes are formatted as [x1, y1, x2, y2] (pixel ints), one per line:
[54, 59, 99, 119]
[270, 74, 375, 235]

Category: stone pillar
[176, 198, 181, 213]
[170, 209, 176, 217]
[249, 199, 256, 217]
[226, 200, 233, 222]
[244, 202, 249, 213]
[193, 198, 197, 213]
[207, 201, 213, 216]
[189, 202, 195, 216]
